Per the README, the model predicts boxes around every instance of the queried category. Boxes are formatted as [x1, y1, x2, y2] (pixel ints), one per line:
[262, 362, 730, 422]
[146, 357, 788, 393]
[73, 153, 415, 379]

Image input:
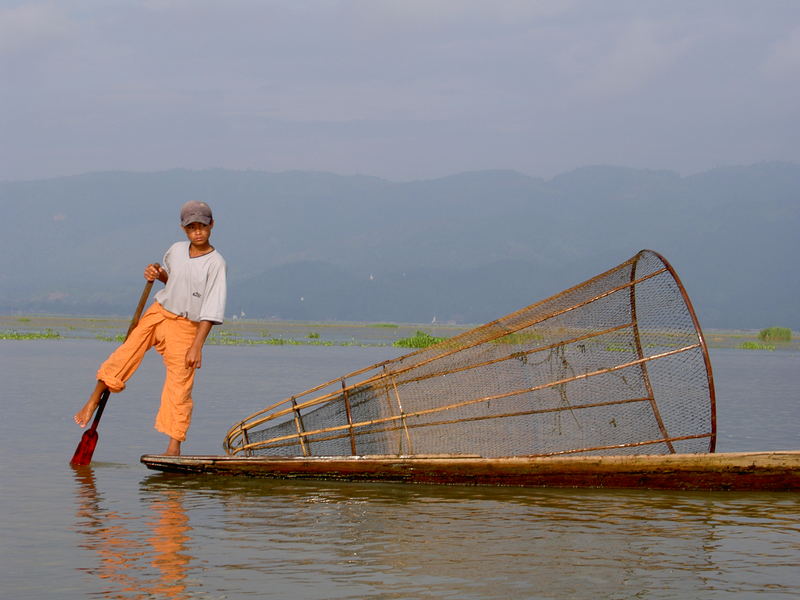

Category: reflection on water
[72, 466, 192, 600]
[148, 488, 191, 599]
[71, 467, 800, 600]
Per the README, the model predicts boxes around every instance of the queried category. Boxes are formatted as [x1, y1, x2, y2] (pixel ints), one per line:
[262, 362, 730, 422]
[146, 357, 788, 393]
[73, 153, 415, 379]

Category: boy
[74, 201, 227, 456]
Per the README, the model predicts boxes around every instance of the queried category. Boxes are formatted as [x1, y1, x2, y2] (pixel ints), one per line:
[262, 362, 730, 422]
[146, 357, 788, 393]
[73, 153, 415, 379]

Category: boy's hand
[144, 263, 165, 282]
[186, 321, 213, 369]
[185, 346, 203, 369]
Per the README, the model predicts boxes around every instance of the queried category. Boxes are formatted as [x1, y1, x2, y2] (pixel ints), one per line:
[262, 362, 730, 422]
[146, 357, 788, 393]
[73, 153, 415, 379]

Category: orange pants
[97, 302, 199, 442]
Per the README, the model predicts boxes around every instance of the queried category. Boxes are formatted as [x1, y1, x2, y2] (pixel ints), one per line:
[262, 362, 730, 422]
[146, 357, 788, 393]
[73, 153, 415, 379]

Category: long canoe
[141, 451, 800, 491]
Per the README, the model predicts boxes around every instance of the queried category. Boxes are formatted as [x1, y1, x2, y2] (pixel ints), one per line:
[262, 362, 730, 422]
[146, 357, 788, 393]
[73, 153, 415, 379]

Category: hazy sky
[2, 0, 799, 181]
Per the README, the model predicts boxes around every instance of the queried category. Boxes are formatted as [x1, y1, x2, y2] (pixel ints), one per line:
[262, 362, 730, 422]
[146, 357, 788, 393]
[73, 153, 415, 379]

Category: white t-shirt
[154, 241, 227, 323]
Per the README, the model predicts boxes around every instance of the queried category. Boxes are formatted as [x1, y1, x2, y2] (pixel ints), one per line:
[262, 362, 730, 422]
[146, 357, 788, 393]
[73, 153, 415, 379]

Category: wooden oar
[70, 271, 157, 466]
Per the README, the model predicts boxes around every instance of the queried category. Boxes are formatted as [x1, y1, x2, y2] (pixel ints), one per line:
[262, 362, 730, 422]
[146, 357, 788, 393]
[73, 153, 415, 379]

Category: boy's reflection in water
[71, 467, 192, 599]
[147, 484, 191, 598]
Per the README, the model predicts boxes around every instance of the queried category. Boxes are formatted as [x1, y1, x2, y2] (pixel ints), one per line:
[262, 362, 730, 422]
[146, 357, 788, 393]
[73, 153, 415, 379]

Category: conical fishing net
[224, 250, 716, 458]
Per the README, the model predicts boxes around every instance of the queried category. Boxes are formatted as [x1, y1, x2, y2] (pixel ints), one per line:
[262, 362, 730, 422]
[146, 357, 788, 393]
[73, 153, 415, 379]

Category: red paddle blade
[70, 429, 99, 466]
[69, 390, 109, 466]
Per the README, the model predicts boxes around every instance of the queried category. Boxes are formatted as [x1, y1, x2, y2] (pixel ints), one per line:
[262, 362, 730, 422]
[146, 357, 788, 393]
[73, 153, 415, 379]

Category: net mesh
[224, 250, 716, 458]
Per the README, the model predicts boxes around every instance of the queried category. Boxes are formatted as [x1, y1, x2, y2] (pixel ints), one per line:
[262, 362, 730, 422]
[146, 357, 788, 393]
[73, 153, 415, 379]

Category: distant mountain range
[2, 163, 798, 330]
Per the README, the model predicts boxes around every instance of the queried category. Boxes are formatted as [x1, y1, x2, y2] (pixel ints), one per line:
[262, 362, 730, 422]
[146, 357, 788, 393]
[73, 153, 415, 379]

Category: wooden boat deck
[141, 450, 800, 491]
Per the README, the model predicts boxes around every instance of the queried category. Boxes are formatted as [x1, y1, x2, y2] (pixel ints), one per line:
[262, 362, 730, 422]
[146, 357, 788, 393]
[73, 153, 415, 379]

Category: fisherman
[73, 201, 227, 456]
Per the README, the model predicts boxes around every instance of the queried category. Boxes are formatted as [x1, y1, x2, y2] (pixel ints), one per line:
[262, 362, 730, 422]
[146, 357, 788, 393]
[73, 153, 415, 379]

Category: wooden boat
[141, 450, 800, 491]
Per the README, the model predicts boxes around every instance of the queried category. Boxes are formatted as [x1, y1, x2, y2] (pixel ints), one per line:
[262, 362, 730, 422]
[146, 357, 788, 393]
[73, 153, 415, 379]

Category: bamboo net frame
[224, 250, 716, 458]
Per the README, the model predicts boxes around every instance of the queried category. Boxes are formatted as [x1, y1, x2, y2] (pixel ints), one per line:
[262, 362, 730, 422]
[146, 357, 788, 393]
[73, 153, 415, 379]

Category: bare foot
[74, 397, 100, 428]
[74, 381, 107, 427]
[164, 438, 182, 456]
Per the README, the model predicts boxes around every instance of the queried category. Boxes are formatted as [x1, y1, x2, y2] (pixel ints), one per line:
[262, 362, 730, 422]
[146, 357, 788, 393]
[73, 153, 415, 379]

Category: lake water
[1, 340, 798, 599]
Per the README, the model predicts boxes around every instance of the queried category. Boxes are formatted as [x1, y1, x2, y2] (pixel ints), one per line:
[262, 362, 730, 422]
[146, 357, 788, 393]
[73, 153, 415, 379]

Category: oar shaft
[126, 276, 156, 338]
[87, 389, 111, 433]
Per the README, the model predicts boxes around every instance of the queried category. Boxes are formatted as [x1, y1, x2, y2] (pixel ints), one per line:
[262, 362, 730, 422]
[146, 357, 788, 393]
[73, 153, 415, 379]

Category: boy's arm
[185, 320, 214, 369]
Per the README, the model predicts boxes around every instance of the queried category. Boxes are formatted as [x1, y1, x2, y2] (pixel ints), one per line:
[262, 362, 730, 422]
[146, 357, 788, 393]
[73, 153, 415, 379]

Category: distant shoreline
[2, 314, 797, 351]
[0, 314, 468, 348]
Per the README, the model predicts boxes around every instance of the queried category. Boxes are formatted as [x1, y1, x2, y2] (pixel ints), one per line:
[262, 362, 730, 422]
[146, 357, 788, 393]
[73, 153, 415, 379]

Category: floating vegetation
[2, 315, 798, 353]
[0, 329, 61, 340]
[393, 330, 446, 348]
[759, 327, 792, 343]
[494, 331, 544, 345]
[95, 334, 125, 343]
[605, 344, 634, 352]
[205, 330, 365, 347]
[243, 337, 303, 346]
[738, 341, 775, 351]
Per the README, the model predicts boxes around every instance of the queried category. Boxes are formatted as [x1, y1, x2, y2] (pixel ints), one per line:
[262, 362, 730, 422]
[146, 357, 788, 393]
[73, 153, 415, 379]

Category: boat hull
[141, 451, 800, 491]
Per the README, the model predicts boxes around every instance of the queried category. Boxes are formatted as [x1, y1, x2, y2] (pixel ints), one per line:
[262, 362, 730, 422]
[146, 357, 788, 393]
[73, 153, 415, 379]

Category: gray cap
[180, 201, 213, 226]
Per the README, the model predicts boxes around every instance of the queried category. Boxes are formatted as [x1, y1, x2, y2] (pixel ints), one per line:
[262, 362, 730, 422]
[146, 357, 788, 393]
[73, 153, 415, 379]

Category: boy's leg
[153, 317, 199, 450]
[96, 305, 163, 392]
[74, 304, 161, 427]
[165, 438, 182, 456]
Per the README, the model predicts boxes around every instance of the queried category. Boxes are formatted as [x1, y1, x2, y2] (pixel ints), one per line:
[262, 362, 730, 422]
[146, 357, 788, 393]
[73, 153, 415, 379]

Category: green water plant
[738, 341, 775, 351]
[393, 330, 446, 348]
[96, 333, 125, 342]
[758, 327, 792, 343]
[0, 329, 61, 340]
[605, 344, 634, 352]
[494, 331, 544, 345]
